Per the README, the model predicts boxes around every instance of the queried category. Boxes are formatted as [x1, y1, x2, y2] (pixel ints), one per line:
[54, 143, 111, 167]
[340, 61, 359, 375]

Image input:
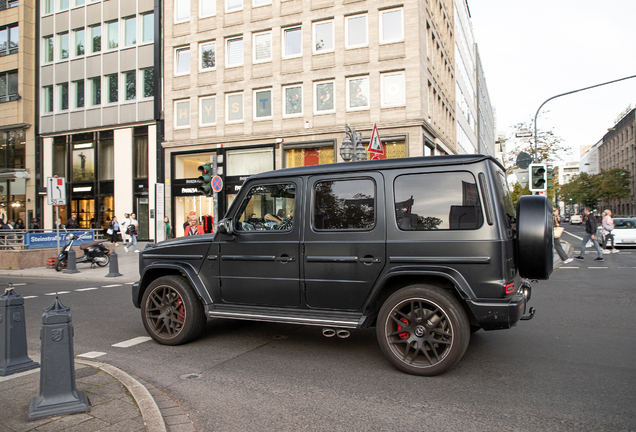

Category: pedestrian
[108, 216, 121, 245]
[31, 218, 40, 232]
[121, 213, 131, 245]
[124, 214, 140, 253]
[55, 217, 64, 230]
[601, 209, 619, 253]
[14, 218, 25, 230]
[66, 214, 80, 229]
[553, 209, 573, 264]
[575, 207, 603, 261]
[184, 215, 204, 236]
[164, 216, 172, 239]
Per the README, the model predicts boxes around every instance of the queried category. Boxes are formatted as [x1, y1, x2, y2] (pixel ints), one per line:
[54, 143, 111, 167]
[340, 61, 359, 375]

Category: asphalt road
[2, 225, 635, 431]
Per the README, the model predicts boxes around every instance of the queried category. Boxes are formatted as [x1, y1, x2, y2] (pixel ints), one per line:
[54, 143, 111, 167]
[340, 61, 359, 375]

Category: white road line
[76, 288, 98, 291]
[10, 283, 27, 286]
[22, 296, 38, 299]
[563, 231, 583, 241]
[0, 368, 39, 382]
[589, 267, 608, 269]
[45, 291, 71, 295]
[125, 282, 135, 285]
[560, 267, 579, 269]
[78, 351, 107, 359]
[112, 336, 152, 348]
[101, 284, 123, 288]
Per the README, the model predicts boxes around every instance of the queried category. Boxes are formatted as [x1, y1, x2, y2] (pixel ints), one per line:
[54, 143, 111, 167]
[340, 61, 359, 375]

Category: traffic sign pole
[212, 156, 218, 233]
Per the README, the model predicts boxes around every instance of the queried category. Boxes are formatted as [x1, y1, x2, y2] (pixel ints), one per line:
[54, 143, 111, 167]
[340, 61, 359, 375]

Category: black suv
[133, 155, 553, 376]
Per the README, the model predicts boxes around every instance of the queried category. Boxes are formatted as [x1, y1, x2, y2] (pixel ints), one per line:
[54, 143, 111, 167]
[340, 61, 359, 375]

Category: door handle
[276, 256, 295, 263]
[359, 257, 381, 264]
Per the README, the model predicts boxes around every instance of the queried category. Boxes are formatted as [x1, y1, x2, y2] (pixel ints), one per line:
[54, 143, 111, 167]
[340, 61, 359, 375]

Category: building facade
[37, 0, 158, 238]
[579, 139, 600, 175]
[0, 0, 36, 227]
[163, 0, 458, 235]
[452, 0, 476, 154]
[599, 108, 635, 216]
[475, 43, 494, 156]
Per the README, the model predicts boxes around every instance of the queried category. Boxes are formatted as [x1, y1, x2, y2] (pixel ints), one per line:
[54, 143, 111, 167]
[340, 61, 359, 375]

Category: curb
[76, 359, 167, 432]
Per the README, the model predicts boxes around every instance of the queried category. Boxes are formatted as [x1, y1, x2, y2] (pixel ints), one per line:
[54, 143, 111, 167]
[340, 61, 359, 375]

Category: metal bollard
[0, 284, 39, 376]
[27, 295, 90, 420]
[63, 249, 80, 274]
[105, 251, 123, 277]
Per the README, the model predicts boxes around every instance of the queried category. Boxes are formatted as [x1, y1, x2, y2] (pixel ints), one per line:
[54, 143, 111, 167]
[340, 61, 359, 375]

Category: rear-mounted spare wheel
[516, 195, 553, 280]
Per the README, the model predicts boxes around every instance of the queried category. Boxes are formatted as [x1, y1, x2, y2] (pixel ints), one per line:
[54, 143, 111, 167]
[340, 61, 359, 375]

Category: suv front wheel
[377, 285, 470, 376]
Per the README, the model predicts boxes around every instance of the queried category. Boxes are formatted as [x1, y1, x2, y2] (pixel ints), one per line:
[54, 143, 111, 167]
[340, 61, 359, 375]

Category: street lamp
[340, 124, 367, 162]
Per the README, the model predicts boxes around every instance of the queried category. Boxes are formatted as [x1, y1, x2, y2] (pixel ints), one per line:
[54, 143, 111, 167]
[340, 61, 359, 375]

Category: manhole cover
[179, 373, 201, 380]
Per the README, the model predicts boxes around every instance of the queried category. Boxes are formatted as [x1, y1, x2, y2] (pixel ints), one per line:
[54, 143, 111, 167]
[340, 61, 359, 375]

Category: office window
[91, 25, 101, 53]
[253, 0, 271, 5]
[200, 41, 215, 71]
[314, 81, 335, 114]
[283, 85, 302, 117]
[381, 72, 405, 107]
[74, 28, 85, 56]
[43, 36, 54, 62]
[226, 37, 243, 67]
[58, 83, 69, 110]
[43, 0, 54, 14]
[254, 89, 272, 120]
[59, 33, 69, 59]
[253, 31, 271, 63]
[0, 71, 18, 103]
[75, 0, 84, 5]
[226, 93, 243, 123]
[90, 77, 101, 105]
[175, 99, 190, 128]
[283, 27, 301, 58]
[345, 14, 367, 48]
[200, 0, 215, 17]
[226, 0, 242, 12]
[107, 21, 118, 49]
[313, 20, 333, 53]
[60, 0, 68, 10]
[74, 80, 84, 108]
[124, 71, 136, 100]
[175, 0, 190, 22]
[124, 17, 136, 46]
[380, 8, 404, 43]
[0, 25, 19, 56]
[175, 47, 190, 75]
[43, 86, 53, 112]
[107, 74, 118, 103]
[7, 0, 18, 7]
[346, 76, 369, 111]
[200, 96, 216, 126]
[142, 13, 154, 42]
[142, 68, 154, 98]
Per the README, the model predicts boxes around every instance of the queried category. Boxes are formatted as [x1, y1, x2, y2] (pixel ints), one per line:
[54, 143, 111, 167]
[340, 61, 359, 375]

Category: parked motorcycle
[55, 232, 111, 272]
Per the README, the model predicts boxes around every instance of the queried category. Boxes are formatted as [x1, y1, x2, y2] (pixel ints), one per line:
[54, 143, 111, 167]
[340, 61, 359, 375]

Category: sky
[468, 0, 636, 163]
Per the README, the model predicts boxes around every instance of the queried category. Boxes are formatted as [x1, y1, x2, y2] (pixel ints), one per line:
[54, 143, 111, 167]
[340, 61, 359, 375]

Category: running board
[206, 305, 364, 328]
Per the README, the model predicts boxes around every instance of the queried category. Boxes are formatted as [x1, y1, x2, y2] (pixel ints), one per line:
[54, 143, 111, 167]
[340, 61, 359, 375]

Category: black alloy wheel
[141, 276, 206, 345]
[377, 285, 470, 376]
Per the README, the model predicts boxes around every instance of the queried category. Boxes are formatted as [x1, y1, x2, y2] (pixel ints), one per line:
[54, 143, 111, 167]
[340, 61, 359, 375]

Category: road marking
[45, 291, 71, 295]
[10, 283, 27, 286]
[76, 287, 98, 291]
[22, 296, 38, 299]
[78, 351, 107, 359]
[563, 231, 583, 241]
[0, 368, 39, 382]
[101, 284, 123, 288]
[560, 267, 579, 269]
[112, 336, 152, 348]
[125, 282, 135, 285]
[589, 267, 607, 269]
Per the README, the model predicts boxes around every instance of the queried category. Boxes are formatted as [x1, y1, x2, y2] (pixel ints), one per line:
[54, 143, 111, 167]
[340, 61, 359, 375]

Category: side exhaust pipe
[322, 328, 336, 337]
[336, 329, 350, 339]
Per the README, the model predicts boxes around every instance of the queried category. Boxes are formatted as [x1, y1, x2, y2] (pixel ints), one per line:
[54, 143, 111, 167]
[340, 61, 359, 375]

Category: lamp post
[340, 124, 367, 162]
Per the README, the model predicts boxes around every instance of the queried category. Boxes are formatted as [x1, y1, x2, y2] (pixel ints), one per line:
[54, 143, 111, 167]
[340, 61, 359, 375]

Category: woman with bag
[553, 209, 572, 264]
[124, 214, 140, 253]
[107, 216, 121, 246]
[602, 209, 618, 253]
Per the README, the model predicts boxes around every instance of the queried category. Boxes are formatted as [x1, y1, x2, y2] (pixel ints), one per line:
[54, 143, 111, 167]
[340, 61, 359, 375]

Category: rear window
[495, 170, 516, 221]
[394, 171, 483, 230]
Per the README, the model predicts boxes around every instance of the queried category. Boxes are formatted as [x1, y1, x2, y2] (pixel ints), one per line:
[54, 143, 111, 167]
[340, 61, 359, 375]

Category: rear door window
[312, 178, 375, 231]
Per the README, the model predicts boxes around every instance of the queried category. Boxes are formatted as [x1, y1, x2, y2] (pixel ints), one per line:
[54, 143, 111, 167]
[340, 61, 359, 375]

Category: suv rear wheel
[141, 275, 206, 345]
[377, 285, 470, 376]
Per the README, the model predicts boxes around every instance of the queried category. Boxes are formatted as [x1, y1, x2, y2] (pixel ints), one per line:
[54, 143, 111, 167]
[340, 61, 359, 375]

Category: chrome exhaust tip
[336, 329, 350, 339]
[322, 328, 336, 337]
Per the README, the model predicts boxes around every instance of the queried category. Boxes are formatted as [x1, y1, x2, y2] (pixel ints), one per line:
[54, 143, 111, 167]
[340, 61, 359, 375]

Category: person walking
[184, 215, 204, 236]
[601, 209, 618, 253]
[124, 214, 140, 253]
[164, 216, 172, 239]
[121, 213, 131, 246]
[553, 209, 573, 264]
[575, 207, 603, 261]
[108, 216, 121, 245]
[66, 214, 80, 229]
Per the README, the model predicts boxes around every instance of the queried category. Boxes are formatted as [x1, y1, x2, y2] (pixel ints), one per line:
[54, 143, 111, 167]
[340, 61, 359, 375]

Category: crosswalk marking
[22, 296, 38, 299]
[11, 283, 27, 286]
[101, 284, 123, 288]
[125, 282, 135, 285]
[45, 291, 70, 295]
[112, 336, 152, 348]
[78, 351, 107, 359]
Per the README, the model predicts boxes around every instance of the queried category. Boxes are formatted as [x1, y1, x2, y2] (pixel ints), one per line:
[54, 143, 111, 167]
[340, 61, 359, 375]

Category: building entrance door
[136, 197, 149, 240]
[71, 199, 95, 229]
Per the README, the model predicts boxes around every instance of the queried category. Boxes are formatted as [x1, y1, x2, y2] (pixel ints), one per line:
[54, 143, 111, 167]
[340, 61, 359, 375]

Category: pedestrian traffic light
[529, 163, 547, 192]
[197, 162, 213, 197]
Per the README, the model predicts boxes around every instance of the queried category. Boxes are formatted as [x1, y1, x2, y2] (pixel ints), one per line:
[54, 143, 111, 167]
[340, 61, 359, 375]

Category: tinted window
[313, 179, 375, 231]
[614, 218, 636, 229]
[394, 172, 483, 230]
[235, 184, 295, 231]
[495, 170, 516, 221]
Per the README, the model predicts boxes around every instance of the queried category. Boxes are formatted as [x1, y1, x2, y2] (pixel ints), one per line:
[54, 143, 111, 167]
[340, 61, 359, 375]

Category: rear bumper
[465, 282, 531, 330]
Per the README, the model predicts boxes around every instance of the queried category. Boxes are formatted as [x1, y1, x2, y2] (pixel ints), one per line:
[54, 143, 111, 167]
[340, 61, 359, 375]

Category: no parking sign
[211, 175, 223, 193]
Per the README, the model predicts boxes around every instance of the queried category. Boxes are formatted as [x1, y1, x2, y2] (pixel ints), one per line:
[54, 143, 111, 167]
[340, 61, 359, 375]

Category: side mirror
[218, 218, 234, 235]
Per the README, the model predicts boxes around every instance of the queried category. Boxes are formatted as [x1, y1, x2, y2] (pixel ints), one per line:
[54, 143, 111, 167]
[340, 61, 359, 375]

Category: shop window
[346, 76, 369, 111]
[99, 195, 114, 229]
[313, 179, 375, 231]
[174, 151, 217, 178]
[200, 41, 215, 71]
[0, 70, 18, 103]
[99, 133, 114, 180]
[283, 85, 302, 117]
[133, 128, 148, 179]
[142, 13, 154, 43]
[226, 147, 273, 176]
[314, 81, 335, 114]
[72, 141, 95, 182]
[361, 139, 406, 160]
[285, 145, 334, 168]
[313, 20, 333, 54]
[0, 24, 19, 57]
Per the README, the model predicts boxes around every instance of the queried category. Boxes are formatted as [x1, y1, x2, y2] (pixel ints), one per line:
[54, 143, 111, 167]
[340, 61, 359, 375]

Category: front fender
[134, 262, 213, 308]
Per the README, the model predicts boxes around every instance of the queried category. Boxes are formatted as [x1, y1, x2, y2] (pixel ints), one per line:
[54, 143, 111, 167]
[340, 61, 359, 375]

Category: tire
[55, 258, 65, 272]
[95, 254, 110, 267]
[516, 195, 554, 280]
[141, 275, 206, 346]
[376, 285, 470, 376]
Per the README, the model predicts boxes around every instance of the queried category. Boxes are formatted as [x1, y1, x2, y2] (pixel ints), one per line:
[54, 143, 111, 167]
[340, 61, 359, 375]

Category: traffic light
[529, 163, 547, 192]
[197, 162, 213, 197]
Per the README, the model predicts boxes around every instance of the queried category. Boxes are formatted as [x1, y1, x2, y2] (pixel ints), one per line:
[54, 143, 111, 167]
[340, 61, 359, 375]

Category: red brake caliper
[397, 318, 409, 339]
[175, 297, 185, 323]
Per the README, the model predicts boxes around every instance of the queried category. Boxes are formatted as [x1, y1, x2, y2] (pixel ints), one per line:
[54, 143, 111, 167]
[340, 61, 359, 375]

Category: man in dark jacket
[66, 214, 80, 229]
[575, 207, 603, 261]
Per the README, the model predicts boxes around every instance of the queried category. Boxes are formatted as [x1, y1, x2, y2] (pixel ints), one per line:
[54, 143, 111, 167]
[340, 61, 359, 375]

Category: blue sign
[25, 231, 95, 249]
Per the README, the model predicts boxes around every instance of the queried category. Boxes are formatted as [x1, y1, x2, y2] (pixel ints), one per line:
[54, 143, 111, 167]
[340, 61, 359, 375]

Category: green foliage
[599, 168, 631, 203]
[511, 182, 531, 208]
[559, 172, 602, 209]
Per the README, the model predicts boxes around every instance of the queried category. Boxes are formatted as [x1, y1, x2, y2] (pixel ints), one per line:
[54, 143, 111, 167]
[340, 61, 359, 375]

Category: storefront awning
[0, 170, 31, 180]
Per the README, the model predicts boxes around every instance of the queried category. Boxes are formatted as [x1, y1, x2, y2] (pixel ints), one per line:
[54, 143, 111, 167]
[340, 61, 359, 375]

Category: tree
[559, 172, 601, 209]
[510, 182, 531, 209]
[599, 168, 631, 204]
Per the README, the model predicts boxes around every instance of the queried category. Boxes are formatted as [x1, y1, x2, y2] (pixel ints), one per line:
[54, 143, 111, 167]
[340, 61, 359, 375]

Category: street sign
[367, 123, 383, 154]
[515, 131, 533, 138]
[46, 177, 66, 205]
[211, 175, 223, 193]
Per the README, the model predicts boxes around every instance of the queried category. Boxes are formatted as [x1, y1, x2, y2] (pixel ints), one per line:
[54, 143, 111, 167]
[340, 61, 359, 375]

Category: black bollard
[0, 284, 39, 376]
[27, 295, 90, 420]
[105, 251, 123, 277]
[63, 249, 80, 274]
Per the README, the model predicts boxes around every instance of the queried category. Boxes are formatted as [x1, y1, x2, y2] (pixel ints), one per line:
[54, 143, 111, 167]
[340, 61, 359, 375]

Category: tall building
[0, 0, 36, 227]
[163, 0, 457, 235]
[475, 43, 494, 156]
[453, 0, 476, 154]
[37, 0, 158, 239]
[579, 139, 600, 175]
